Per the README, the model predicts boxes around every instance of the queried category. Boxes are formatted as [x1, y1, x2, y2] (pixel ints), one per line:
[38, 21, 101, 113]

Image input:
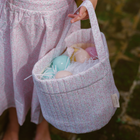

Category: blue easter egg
[42, 68, 55, 80]
[52, 55, 70, 71]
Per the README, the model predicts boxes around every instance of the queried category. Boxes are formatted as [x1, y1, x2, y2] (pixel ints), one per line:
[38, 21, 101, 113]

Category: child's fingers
[79, 6, 89, 20]
[79, 6, 87, 17]
[68, 6, 88, 23]
[69, 12, 88, 23]
[68, 14, 80, 23]
[68, 14, 77, 18]
[79, 11, 88, 20]
[80, 11, 89, 20]
[71, 15, 81, 23]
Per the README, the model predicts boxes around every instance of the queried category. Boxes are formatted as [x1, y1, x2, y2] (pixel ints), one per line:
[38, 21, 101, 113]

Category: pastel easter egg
[52, 55, 70, 71]
[55, 71, 72, 79]
[75, 48, 90, 63]
[70, 48, 80, 61]
[85, 47, 97, 59]
[42, 68, 55, 80]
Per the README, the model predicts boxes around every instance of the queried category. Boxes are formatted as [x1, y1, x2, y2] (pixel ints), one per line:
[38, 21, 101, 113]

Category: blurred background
[0, 0, 140, 139]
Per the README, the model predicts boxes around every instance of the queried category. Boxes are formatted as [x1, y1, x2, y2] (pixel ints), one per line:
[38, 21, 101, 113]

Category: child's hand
[68, 0, 97, 23]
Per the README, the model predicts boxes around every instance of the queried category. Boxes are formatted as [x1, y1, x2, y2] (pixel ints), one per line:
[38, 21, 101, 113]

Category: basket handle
[53, 0, 106, 62]
[75, 0, 106, 61]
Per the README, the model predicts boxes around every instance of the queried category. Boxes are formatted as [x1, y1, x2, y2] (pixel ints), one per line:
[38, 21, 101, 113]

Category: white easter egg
[75, 48, 90, 63]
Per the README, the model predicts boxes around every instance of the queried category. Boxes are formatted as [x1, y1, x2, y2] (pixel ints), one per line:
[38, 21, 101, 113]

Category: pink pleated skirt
[0, 0, 80, 125]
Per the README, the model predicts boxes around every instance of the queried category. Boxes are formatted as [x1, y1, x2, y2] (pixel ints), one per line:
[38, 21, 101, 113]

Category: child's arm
[68, 0, 98, 23]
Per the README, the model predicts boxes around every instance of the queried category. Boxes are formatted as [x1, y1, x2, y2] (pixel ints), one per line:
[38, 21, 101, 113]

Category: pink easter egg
[55, 71, 72, 79]
[75, 48, 91, 63]
[85, 47, 97, 60]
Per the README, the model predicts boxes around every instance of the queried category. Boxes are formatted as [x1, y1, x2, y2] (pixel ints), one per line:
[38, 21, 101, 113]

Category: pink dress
[0, 0, 80, 125]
